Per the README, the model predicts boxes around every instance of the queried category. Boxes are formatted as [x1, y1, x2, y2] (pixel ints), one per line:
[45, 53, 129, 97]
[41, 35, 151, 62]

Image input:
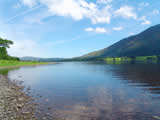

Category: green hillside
[79, 24, 160, 60]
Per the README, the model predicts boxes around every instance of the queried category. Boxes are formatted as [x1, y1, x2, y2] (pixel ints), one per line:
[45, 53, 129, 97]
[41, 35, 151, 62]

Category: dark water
[1, 62, 160, 120]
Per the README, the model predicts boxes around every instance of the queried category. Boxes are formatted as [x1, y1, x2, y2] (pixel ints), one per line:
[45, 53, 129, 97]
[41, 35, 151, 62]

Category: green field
[0, 60, 51, 68]
[104, 55, 160, 63]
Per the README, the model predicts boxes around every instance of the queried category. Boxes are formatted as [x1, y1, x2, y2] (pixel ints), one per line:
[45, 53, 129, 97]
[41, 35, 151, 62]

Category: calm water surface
[2, 62, 160, 120]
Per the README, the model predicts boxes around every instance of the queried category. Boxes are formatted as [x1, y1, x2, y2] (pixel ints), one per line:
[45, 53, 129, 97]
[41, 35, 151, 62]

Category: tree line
[0, 38, 19, 61]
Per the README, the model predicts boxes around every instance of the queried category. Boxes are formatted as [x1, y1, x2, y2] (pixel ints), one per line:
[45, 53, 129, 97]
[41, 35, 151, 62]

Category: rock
[0, 75, 37, 120]
[18, 97, 24, 102]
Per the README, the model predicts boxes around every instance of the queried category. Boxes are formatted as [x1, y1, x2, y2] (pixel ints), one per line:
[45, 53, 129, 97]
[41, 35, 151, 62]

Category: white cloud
[89, 5, 111, 24]
[140, 16, 151, 25]
[85, 27, 108, 33]
[152, 9, 159, 15]
[19, 0, 112, 24]
[85, 27, 94, 32]
[114, 6, 137, 19]
[21, 0, 38, 8]
[13, 0, 151, 26]
[112, 26, 123, 31]
[42, 0, 88, 20]
[96, 0, 112, 4]
[128, 32, 135, 36]
[142, 20, 151, 25]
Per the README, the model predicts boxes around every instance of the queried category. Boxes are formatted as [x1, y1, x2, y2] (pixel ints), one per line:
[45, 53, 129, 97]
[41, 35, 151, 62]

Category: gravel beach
[0, 75, 37, 120]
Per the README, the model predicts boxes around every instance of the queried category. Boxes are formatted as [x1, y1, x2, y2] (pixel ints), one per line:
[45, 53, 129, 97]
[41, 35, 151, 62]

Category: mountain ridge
[20, 56, 65, 62]
[78, 24, 160, 59]
[20, 24, 160, 61]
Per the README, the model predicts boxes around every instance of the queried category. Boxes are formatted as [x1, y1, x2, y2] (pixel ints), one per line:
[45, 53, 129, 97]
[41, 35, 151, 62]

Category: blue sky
[0, 0, 159, 58]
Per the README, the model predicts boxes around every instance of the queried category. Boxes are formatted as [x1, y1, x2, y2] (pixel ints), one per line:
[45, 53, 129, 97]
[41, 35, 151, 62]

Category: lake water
[2, 62, 160, 120]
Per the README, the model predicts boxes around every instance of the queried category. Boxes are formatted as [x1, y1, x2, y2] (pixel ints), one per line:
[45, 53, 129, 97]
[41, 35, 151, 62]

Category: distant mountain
[20, 57, 64, 62]
[79, 24, 160, 59]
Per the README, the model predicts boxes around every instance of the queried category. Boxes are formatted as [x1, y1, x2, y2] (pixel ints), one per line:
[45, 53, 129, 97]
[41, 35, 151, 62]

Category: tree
[157, 55, 160, 61]
[0, 38, 16, 60]
[0, 38, 14, 48]
[0, 47, 8, 59]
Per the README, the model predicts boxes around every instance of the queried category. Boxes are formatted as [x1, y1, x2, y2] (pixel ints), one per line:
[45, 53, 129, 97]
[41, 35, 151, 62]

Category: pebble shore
[0, 75, 37, 120]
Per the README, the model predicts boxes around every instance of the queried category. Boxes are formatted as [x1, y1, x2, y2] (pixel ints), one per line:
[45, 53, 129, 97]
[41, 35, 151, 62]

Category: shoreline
[0, 62, 57, 120]
[0, 75, 37, 120]
[0, 62, 56, 70]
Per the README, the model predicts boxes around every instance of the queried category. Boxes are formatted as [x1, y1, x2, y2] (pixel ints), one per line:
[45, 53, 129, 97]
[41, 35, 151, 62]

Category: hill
[20, 57, 64, 62]
[79, 24, 160, 60]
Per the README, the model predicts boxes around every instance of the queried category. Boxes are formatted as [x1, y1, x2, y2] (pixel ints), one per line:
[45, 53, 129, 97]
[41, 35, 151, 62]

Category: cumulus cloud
[97, 0, 112, 4]
[85, 27, 94, 32]
[85, 27, 108, 33]
[128, 32, 135, 36]
[21, 0, 38, 8]
[140, 16, 151, 25]
[112, 26, 123, 31]
[114, 6, 137, 19]
[14, 0, 142, 25]
[20, 0, 112, 24]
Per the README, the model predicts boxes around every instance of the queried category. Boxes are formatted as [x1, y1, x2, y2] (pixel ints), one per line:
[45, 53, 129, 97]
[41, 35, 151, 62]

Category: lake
[2, 62, 160, 120]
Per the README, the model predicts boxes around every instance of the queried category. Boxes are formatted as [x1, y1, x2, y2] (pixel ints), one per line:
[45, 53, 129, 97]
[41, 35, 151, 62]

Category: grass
[104, 55, 160, 63]
[0, 60, 51, 68]
[104, 57, 132, 62]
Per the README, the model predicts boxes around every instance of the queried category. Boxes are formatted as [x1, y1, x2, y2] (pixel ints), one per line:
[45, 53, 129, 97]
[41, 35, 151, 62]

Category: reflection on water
[52, 88, 157, 120]
[110, 64, 160, 94]
[0, 62, 160, 120]
[0, 67, 19, 75]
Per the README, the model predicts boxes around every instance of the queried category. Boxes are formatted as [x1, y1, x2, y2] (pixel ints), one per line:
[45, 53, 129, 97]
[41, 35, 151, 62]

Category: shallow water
[2, 62, 160, 120]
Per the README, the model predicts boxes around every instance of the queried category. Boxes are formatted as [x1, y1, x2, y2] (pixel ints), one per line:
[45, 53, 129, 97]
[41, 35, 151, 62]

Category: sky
[0, 0, 160, 58]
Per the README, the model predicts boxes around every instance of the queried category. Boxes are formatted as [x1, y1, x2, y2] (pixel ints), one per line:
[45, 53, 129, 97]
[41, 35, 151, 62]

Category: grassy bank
[0, 60, 52, 68]
[104, 55, 160, 63]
